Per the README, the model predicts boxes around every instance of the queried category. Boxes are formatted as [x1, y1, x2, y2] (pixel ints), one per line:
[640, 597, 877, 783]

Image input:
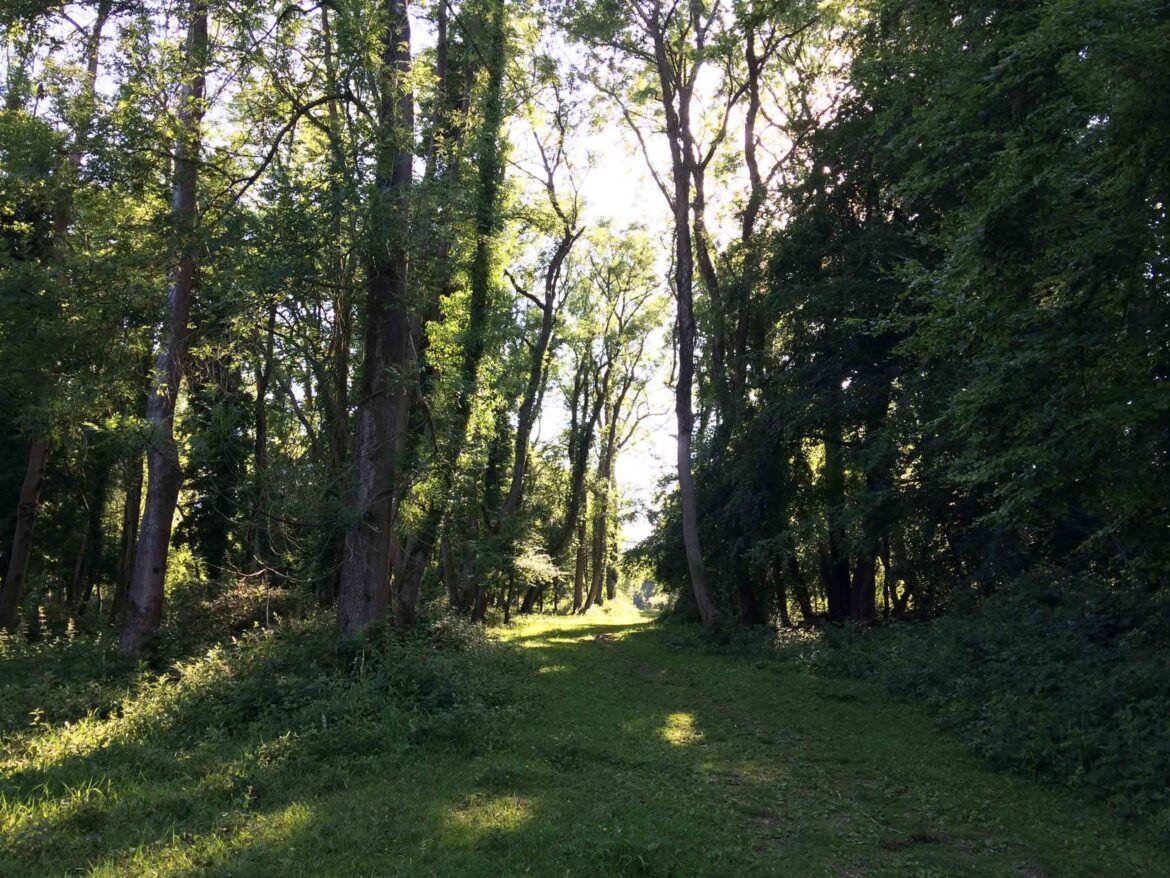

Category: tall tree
[121, 1, 209, 656]
[392, 0, 509, 627]
[571, 0, 724, 627]
[336, 0, 416, 635]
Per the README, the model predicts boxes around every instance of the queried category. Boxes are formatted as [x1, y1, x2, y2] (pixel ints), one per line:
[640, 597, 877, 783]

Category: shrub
[810, 574, 1170, 835]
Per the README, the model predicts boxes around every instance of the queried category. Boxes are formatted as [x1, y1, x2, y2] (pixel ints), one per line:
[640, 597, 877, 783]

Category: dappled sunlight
[3, 642, 245, 775]
[501, 613, 655, 651]
[497, 599, 657, 646]
[90, 801, 316, 877]
[660, 712, 703, 747]
[3, 612, 1166, 876]
[444, 793, 537, 844]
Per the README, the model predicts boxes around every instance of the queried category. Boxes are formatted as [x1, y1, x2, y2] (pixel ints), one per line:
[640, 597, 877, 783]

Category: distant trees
[2, 0, 1164, 645]
[0, 0, 668, 644]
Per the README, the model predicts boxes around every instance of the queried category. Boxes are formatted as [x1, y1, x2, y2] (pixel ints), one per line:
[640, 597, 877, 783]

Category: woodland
[1, 0, 1169, 874]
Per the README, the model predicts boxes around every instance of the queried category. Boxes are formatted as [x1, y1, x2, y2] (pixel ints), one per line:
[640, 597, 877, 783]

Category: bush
[0, 595, 529, 870]
[809, 574, 1170, 835]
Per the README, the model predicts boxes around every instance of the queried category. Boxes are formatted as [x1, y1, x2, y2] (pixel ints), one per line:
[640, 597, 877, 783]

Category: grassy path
[443, 610, 1167, 878]
[5, 609, 1169, 876]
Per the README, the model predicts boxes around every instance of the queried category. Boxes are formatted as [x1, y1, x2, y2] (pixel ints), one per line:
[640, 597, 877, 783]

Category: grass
[2, 600, 1168, 876]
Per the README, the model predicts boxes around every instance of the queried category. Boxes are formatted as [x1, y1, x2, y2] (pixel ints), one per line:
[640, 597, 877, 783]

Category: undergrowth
[799, 575, 1170, 838]
[0, 586, 526, 873]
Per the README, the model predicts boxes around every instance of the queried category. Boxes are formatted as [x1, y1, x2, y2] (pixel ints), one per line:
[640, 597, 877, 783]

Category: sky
[510, 45, 749, 550]
[509, 74, 681, 550]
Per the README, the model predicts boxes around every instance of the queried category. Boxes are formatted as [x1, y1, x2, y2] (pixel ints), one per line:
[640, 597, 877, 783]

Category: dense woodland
[2, 0, 1170, 868]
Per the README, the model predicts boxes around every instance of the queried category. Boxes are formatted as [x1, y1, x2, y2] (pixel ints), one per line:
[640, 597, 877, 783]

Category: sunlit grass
[446, 793, 536, 838]
[660, 711, 702, 746]
[89, 801, 317, 878]
[2, 604, 1168, 876]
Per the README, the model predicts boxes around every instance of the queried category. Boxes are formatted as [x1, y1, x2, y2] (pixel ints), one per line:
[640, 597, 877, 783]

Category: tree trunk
[572, 512, 587, 612]
[71, 464, 109, 614]
[851, 555, 876, 621]
[787, 554, 814, 622]
[470, 585, 488, 622]
[247, 303, 276, 573]
[548, 356, 604, 558]
[112, 452, 144, 620]
[440, 531, 462, 608]
[774, 564, 792, 627]
[314, 3, 353, 607]
[820, 416, 852, 622]
[121, 2, 207, 657]
[648, 23, 719, 629]
[585, 461, 611, 611]
[736, 578, 763, 625]
[0, 440, 49, 632]
[390, 0, 507, 627]
[818, 545, 852, 622]
[336, 0, 414, 636]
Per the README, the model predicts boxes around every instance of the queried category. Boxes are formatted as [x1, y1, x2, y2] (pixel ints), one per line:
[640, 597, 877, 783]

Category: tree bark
[247, 303, 277, 573]
[548, 355, 603, 557]
[519, 583, 540, 614]
[774, 563, 792, 627]
[645, 16, 720, 630]
[0, 440, 49, 632]
[735, 577, 763, 625]
[787, 554, 815, 622]
[120, 2, 207, 656]
[391, 0, 507, 626]
[572, 512, 587, 612]
[71, 463, 109, 614]
[336, 0, 415, 635]
[819, 406, 853, 622]
[315, 3, 353, 606]
[112, 451, 144, 620]
[851, 556, 876, 622]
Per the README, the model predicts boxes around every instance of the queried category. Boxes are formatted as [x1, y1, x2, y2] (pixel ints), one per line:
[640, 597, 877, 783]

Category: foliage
[0, 586, 525, 873]
[809, 576, 1170, 836]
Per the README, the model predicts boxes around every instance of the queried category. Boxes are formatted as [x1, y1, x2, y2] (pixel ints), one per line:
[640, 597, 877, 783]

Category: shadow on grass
[2, 615, 1168, 877]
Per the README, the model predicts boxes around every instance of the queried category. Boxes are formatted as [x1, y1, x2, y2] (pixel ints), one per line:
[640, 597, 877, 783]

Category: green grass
[2, 603, 1168, 876]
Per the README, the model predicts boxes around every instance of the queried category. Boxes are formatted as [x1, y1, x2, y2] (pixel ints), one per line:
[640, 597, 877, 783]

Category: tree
[335, 0, 416, 635]
[0, 0, 114, 631]
[120, 0, 209, 656]
[569, 0, 729, 627]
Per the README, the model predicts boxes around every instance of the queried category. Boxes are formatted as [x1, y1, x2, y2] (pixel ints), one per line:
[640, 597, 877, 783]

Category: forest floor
[3, 604, 1169, 876]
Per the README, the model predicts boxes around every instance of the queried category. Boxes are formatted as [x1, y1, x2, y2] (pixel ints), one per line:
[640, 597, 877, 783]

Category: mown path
[14, 610, 1167, 876]
[454, 611, 1168, 878]
[204, 610, 1167, 877]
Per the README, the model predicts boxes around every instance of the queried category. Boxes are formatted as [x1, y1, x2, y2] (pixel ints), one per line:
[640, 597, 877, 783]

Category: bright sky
[571, 136, 677, 548]
[510, 76, 680, 550]
[513, 49, 747, 550]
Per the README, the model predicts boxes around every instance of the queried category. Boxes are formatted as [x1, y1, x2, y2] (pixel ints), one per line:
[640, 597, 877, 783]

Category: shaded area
[2, 612, 1168, 876]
